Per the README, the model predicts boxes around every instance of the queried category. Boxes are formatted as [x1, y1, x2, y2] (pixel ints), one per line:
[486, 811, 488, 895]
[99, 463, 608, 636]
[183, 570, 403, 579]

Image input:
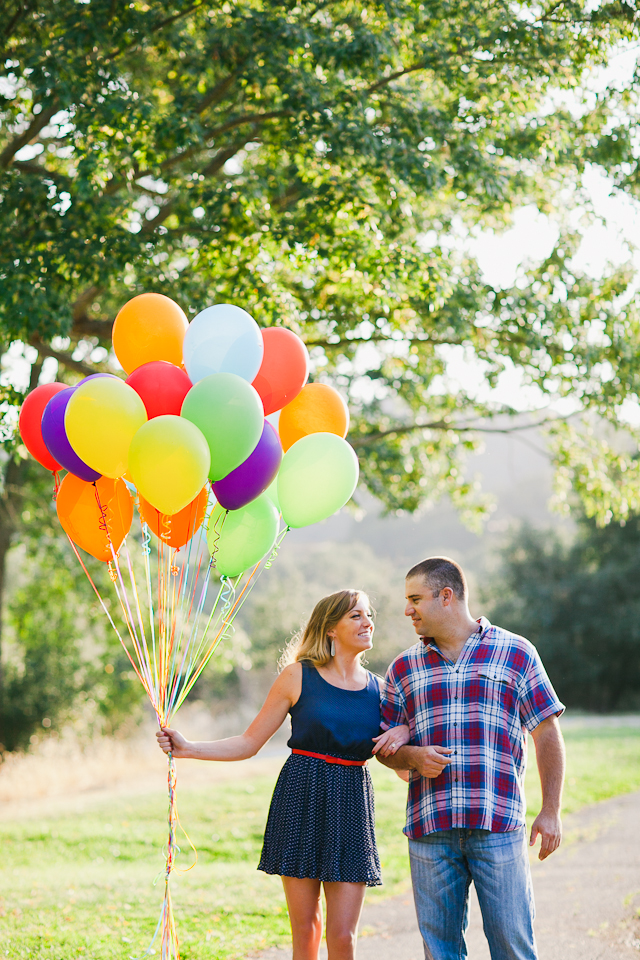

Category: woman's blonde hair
[279, 589, 372, 671]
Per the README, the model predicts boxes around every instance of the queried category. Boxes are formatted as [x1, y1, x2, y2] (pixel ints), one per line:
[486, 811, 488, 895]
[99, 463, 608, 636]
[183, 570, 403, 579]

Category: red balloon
[126, 361, 192, 419]
[19, 382, 68, 471]
[252, 328, 309, 416]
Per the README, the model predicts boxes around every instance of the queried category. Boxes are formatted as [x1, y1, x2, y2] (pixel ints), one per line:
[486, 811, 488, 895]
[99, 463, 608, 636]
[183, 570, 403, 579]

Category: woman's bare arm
[156, 662, 302, 761]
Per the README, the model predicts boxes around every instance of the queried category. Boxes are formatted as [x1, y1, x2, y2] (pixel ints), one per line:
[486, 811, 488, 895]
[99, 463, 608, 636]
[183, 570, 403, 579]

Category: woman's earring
[330, 638, 336, 657]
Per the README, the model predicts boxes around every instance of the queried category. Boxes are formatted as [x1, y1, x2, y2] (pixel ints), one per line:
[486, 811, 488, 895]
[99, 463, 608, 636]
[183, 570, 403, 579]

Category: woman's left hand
[372, 724, 411, 757]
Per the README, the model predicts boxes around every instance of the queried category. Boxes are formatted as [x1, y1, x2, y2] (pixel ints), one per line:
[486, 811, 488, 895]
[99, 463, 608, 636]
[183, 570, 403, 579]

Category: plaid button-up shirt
[381, 617, 564, 838]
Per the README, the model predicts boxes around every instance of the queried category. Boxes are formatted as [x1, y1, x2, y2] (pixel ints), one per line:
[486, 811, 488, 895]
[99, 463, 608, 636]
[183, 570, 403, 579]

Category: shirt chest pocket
[475, 666, 518, 715]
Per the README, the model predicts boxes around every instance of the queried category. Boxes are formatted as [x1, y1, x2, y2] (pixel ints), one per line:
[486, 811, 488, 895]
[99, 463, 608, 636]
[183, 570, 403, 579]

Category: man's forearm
[375, 743, 453, 777]
[533, 718, 566, 812]
[376, 744, 416, 771]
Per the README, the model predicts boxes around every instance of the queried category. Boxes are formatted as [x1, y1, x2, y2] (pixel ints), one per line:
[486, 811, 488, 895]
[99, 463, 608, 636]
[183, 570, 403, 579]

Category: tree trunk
[0, 359, 41, 696]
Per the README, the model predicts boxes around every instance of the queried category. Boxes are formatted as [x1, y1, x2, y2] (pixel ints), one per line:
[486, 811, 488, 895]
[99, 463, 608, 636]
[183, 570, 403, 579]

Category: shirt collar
[420, 616, 491, 652]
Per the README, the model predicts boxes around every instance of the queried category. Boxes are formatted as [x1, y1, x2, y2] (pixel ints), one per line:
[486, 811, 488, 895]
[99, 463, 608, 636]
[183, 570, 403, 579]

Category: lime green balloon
[207, 494, 279, 577]
[181, 373, 263, 481]
[278, 433, 359, 528]
[264, 475, 280, 513]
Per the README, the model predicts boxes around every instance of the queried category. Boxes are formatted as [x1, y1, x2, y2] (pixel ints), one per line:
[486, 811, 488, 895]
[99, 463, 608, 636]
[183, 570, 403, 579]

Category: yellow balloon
[128, 416, 211, 516]
[66, 378, 148, 479]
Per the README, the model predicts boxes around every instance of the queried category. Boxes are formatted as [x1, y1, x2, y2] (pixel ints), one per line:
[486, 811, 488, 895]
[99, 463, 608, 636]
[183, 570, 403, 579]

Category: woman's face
[329, 598, 374, 654]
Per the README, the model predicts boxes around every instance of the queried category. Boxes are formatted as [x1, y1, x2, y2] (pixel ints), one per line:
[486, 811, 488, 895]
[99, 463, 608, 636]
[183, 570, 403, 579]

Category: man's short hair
[406, 557, 467, 602]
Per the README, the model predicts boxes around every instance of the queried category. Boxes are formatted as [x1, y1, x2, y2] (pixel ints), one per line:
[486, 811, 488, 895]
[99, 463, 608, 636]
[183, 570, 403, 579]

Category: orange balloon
[278, 383, 349, 452]
[112, 293, 189, 374]
[57, 474, 134, 562]
[139, 486, 208, 548]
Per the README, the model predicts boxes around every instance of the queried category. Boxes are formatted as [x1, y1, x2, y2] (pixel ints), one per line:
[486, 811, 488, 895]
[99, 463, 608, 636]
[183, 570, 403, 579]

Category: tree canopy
[2, 0, 640, 521]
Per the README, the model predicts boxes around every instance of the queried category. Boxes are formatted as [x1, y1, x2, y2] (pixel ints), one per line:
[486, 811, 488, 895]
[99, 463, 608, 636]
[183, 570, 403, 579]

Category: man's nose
[405, 603, 414, 617]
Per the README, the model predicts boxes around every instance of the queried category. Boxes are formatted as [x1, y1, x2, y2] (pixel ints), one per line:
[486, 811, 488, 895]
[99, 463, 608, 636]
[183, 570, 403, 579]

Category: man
[378, 556, 565, 960]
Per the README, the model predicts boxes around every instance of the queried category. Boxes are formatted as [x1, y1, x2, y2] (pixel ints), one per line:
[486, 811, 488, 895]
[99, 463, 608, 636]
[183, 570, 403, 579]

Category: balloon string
[52, 470, 61, 500]
[208, 508, 227, 567]
[264, 525, 290, 570]
[65, 535, 153, 699]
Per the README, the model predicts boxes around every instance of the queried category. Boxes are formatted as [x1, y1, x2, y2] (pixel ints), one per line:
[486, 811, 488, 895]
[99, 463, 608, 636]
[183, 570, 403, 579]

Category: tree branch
[304, 334, 465, 348]
[12, 160, 71, 183]
[0, 103, 59, 170]
[71, 286, 102, 323]
[349, 413, 573, 448]
[200, 137, 249, 177]
[366, 63, 427, 95]
[196, 66, 246, 114]
[29, 339, 99, 377]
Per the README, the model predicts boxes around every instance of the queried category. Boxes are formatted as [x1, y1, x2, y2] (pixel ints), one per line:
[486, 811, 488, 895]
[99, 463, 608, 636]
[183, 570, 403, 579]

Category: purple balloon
[79, 372, 119, 383]
[213, 420, 282, 510]
[41, 387, 101, 482]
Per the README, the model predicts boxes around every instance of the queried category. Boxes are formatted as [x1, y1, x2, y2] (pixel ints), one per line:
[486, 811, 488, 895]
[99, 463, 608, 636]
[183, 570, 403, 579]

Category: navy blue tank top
[288, 663, 382, 761]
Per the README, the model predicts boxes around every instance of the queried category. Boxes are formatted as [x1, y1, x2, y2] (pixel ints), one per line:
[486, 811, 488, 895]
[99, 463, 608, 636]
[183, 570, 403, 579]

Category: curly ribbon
[208, 508, 227, 567]
[264, 525, 290, 570]
[141, 522, 152, 557]
[160, 512, 172, 545]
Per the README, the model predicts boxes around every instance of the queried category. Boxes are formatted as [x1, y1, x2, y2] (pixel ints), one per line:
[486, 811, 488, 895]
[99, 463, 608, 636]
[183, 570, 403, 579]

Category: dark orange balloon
[139, 486, 208, 548]
[278, 383, 349, 452]
[112, 293, 188, 375]
[57, 474, 134, 562]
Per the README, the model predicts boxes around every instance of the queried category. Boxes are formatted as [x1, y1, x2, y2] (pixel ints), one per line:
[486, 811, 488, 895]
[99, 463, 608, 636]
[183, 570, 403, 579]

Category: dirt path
[258, 789, 640, 959]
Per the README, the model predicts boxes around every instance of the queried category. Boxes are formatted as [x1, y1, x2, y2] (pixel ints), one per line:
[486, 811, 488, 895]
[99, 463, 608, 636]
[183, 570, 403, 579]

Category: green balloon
[181, 373, 263, 481]
[278, 433, 359, 528]
[207, 494, 279, 577]
[264, 474, 280, 513]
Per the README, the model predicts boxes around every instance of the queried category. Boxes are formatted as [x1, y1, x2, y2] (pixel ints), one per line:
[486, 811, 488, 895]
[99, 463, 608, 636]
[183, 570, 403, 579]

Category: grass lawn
[2, 721, 640, 959]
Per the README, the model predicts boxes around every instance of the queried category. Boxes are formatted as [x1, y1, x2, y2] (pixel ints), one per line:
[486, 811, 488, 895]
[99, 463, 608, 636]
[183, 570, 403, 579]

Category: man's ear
[441, 587, 454, 606]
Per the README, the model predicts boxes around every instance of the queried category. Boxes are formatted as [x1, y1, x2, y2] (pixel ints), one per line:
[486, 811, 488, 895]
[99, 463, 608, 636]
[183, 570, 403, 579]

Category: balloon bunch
[17, 293, 359, 960]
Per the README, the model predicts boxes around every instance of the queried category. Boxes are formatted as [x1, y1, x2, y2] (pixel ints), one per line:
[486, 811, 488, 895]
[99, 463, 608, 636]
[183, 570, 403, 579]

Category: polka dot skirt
[258, 753, 382, 887]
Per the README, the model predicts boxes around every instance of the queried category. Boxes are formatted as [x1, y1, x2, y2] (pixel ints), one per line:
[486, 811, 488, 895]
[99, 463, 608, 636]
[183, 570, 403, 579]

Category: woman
[156, 588, 410, 960]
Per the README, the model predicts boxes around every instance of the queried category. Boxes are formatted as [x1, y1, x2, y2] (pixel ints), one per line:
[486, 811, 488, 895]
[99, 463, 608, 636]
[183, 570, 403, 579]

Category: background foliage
[484, 514, 640, 712]
[2, 1, 640, 749]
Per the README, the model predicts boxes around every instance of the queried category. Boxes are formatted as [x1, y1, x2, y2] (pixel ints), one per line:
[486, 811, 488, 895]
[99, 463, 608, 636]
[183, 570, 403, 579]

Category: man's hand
[529, 809, 562, 860]
[376, 743, 453, 778]
[411, 745, 454, 777]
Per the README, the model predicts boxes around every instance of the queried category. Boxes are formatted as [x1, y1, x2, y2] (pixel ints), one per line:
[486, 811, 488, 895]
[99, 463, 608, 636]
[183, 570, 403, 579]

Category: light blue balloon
[183, 304, 264, 384]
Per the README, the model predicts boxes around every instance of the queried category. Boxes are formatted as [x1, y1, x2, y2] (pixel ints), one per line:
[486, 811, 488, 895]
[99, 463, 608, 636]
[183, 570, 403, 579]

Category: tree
[483, 516, 640, 712]
[2, 1, 640, 516]
[2, 1, 640, 741]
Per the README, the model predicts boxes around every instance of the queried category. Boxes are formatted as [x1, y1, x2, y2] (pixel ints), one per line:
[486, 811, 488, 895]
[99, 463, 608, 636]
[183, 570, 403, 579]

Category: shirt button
[455, 778, 459, 782]
[454, 696, 458, 700]
[454, 722, 457, 727]
[454, 751, 457, 755]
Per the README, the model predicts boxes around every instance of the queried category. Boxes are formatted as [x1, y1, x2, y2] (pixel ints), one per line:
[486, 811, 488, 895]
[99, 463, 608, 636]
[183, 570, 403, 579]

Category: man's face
[405, 575, 443, 637]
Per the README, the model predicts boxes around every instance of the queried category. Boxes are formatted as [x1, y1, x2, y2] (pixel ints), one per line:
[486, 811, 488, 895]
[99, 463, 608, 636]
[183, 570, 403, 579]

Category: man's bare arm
[529, 715, 565, 860]
[376, 744, 453, 778]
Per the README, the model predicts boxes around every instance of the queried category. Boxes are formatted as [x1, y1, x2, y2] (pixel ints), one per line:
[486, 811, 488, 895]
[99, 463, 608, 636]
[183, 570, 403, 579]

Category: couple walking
[157, 556, 565, 960]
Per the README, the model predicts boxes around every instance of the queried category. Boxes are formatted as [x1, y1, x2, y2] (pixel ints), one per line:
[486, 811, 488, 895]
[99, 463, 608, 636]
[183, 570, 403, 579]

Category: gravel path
[256, 789, 640, 959]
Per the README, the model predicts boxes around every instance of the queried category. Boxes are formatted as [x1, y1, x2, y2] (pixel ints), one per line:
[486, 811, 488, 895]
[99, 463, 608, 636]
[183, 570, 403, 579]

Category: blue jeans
[408, 827, 537, 960]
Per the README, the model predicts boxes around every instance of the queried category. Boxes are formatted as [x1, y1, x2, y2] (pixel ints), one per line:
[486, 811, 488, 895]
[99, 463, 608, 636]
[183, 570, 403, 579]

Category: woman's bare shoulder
[272, 661, 303, 705]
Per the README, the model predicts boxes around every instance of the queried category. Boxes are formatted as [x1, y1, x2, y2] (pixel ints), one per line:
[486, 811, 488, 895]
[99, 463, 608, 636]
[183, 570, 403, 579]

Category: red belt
[291, 748, 366, 767]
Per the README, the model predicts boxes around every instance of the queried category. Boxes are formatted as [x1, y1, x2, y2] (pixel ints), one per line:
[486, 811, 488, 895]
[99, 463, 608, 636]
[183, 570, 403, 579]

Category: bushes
[483, 516, 640, 712]
[0, 536, 145, 753]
